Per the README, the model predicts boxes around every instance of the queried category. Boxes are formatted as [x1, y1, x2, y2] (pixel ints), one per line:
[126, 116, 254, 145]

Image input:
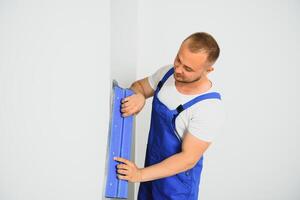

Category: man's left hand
[114, 157, 142, 183]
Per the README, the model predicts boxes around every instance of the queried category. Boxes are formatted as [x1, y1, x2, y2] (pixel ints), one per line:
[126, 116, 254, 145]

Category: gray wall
[135, 0, 300, 199]
[0, 1, 111, 199]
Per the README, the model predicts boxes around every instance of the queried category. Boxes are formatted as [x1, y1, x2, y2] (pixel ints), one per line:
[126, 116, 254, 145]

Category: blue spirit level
[105, 81, 134, 199]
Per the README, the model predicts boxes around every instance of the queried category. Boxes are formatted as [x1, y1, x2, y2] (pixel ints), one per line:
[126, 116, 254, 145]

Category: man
[114, 32, 224, 199]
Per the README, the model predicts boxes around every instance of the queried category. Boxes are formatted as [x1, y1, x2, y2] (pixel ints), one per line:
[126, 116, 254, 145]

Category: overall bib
[137, 67, 221, 200]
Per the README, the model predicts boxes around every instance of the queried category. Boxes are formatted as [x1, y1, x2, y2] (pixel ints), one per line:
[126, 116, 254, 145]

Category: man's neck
[175, 77, 212, 95]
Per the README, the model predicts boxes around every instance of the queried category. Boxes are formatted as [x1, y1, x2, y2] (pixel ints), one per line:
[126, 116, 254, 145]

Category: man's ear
[206, 66, 214, 74]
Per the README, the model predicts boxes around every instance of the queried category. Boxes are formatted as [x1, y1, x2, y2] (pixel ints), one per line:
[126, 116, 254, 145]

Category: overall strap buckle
[176, 104, 184, 114]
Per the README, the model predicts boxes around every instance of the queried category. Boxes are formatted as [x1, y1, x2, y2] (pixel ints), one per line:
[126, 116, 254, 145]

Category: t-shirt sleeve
[187, 101, 225, 142]
[148, 65, 173, 90]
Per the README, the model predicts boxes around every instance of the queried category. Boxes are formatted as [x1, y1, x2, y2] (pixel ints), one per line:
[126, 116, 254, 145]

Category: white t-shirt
[148, 65, 224, 142]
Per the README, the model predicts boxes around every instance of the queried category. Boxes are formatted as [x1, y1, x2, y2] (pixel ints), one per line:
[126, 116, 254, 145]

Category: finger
[117, 164, 129, 170]
[117, 169, 129, 175]
[122, 111, 136, 117]
[121, 101, 131, 108]
[121, 106, 132, 113]
[127, 109, 139, 116]
[122, 105, 139, 113]
[121, 111, 132, 117]
[121, 107, 137, 115]
[122, 97, 130, 103]
[114, 157, 131, 165]
[122, 109, 136, 117]
[117, 174, 129, 180]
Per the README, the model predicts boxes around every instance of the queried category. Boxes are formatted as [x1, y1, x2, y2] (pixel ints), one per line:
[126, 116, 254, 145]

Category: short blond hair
[183, 32, 220, 64]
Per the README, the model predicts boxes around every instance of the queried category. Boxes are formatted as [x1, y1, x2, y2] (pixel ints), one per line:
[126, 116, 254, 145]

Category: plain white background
[134, 0, 300, 200]
[0, 0, 111, 199]
[1, 0, 300, 200]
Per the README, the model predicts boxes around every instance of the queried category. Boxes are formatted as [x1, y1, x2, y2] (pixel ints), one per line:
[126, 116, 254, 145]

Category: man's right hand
[121, 93, 146, 117]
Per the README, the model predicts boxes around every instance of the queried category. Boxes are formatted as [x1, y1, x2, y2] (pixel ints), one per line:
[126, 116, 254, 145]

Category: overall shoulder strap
[175, 92, 221, 114]
[156, 67, 174, 91]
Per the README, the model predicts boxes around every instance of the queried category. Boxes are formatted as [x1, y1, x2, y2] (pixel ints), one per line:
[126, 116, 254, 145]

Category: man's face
[173, 42, 212, 83]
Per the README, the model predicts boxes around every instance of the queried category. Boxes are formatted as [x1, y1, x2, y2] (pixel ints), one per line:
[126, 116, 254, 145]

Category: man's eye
[184, 67, 192, 72]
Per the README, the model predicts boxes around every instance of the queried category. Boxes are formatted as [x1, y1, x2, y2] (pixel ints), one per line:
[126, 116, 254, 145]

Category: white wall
[135, 0, 300, 200]
[0, 1, 111, 200]
[111, 0, 138, 87]
[111, 0, 138, 199]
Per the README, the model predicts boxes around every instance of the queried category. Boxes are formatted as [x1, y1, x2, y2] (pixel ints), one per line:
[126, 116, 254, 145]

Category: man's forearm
[139, 152, 197, 182]
[130, 81, 146, 97]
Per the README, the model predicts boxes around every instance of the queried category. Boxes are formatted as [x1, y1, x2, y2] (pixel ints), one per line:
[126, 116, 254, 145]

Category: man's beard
[174, 74, 202, 84]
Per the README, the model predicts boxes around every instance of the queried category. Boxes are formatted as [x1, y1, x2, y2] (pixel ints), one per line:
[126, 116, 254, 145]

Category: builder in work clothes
[114, 32, 224, 200]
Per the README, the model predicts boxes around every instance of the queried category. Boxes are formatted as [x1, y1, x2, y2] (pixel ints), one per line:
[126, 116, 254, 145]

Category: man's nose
[174, 65, 183, 74]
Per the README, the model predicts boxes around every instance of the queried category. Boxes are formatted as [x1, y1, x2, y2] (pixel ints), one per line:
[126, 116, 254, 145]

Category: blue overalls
[137, 67, 221, 200]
